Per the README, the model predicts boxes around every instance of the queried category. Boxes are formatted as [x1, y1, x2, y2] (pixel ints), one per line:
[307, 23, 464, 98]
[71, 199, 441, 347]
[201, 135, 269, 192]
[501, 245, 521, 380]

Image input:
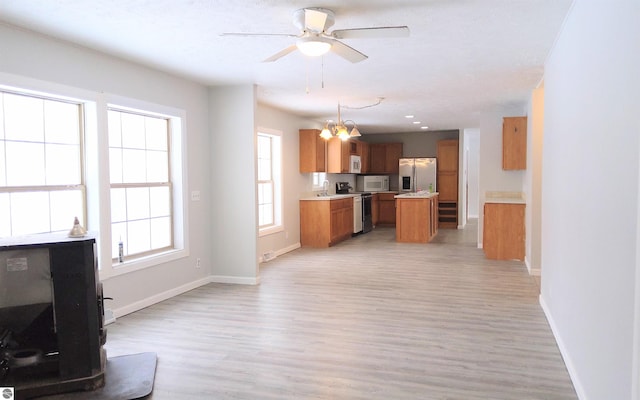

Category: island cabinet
[483, 202, 525, 260]
[395, 195, 439, 243]
[300, 197, 353, 247]
[503, 116, 527, 170]
[368, 143, 403, 174]
[299, 129, 326, 173]
[377, 192, 397, 225]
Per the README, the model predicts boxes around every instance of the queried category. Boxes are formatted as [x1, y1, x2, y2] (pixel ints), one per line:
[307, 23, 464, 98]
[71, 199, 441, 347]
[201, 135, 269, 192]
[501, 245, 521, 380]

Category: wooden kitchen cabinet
[396, 195, 439, 243]
[437, 139, 459, 228]
[359, 141, 369, 173]
[368, 143, 403, 174]
[377, 192, 397, 225]
[327, 138, 366, 173]
[300, 198, 354, 247]
[483, 202, 525, 260]
[503, 116, 527, 170]
[371, 193, 379, 226]
[327, 137, 350, 173]
[299, 129, 327, 173]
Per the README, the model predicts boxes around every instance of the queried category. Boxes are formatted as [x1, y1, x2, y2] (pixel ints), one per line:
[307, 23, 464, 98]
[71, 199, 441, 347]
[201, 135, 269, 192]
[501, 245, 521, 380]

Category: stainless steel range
[336, 182, 372, 234]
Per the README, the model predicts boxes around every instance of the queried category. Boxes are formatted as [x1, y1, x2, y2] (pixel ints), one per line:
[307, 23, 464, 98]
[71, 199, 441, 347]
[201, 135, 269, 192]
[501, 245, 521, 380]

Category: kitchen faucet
[323, 180, 329, 196]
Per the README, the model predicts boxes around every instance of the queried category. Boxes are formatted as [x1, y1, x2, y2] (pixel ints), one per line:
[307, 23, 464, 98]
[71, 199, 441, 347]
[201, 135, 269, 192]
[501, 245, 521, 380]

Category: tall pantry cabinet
[437, 139, 459, 228]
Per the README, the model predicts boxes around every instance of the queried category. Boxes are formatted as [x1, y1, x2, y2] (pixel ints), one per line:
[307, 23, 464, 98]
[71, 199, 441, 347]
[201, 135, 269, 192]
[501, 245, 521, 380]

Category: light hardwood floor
[105, 221, 576, 399]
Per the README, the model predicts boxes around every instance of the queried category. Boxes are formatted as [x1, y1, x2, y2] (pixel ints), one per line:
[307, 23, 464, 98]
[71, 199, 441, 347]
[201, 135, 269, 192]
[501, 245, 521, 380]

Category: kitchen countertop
[484, 191, 526, 204]
[300, 194, 358, 201]
[395, 191, 439, 199]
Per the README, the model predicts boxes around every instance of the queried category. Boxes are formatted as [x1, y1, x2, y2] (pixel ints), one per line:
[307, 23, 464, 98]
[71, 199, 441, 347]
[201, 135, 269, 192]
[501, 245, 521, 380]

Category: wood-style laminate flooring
[105, 221, 577, 399]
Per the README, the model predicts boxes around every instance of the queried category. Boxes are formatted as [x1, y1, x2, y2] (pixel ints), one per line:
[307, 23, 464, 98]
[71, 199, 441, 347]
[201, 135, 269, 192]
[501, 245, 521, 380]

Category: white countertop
[394, 191, 439, 199]
[300, 194, 358, 201]
[484, 191, 526, 204]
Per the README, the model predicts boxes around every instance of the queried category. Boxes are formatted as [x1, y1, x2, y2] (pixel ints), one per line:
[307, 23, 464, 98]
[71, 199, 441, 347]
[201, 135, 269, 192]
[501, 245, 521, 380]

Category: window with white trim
[312, 172, 327, 190]
[0, 90, 85, 237]
[107, 108, 172, 262]
[257, 129, 282, 235]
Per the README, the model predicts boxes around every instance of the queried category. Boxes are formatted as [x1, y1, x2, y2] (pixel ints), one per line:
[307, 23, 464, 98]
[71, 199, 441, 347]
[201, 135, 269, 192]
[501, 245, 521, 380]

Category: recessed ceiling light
[421, 126, 429, 130]
[405, 115, 414, 119]
[413, 121, 421, 124]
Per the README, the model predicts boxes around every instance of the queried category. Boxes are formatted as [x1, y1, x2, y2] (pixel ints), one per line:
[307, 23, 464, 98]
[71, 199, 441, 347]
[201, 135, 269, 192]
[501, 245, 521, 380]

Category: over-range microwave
[356, 175, 390, 192]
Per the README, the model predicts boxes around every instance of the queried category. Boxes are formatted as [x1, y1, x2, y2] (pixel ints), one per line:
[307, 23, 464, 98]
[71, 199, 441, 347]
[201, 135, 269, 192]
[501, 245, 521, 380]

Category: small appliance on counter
[336, 182, 352, 194]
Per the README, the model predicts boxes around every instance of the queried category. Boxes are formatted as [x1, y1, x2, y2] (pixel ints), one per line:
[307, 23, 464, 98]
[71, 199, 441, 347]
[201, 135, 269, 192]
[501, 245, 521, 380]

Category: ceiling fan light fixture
[296, 36, 332, 57]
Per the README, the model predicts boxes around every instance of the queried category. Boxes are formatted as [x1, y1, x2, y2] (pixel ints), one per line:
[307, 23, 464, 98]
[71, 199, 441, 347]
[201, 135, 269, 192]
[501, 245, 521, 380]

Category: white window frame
[99, 96, 188, 278]
[257, 128, 282, 237]
[0, 88, 87, 237]
[312, 172, 327, 190]
[0, 73, 189, 280]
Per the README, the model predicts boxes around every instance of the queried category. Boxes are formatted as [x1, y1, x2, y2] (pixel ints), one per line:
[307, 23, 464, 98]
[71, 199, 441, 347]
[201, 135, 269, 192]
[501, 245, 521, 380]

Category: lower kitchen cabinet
[483, 202, 525, 260]
[371, 193, 379, 226]
[377, 192, 397, 225]
[300, 198, 354, 247]
[396, 195, 439, 243]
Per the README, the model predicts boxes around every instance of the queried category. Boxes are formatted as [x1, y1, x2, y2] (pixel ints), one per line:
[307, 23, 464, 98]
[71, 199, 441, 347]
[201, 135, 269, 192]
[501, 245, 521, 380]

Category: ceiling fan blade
[263, 44, 298, 62]
[331, 40, 368, 63]
[331, 26, 410, 39]
[305, 8, 329, 32]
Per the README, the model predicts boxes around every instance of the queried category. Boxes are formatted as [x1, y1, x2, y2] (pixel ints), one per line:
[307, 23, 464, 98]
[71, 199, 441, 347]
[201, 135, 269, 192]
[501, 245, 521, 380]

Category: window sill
[259, 225, 283, 238]
[100, 248, 189, 280]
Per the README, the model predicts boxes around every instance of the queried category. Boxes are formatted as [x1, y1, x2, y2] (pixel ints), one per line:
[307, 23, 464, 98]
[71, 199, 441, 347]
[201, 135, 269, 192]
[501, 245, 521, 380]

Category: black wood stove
[0, 234, 107, 400]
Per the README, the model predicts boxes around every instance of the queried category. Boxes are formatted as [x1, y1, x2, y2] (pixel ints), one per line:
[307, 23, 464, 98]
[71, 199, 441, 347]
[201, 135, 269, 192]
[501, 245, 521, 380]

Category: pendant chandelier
[320, 103, 361, 141]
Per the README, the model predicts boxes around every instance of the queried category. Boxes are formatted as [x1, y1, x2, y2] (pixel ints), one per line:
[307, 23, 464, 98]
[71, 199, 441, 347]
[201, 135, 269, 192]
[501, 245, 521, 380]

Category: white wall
[540, 2, 640, 399]
[463, 129, 480, 219]
[477, 108, 526, 246]
[0, 23, 213, 315]
[525, 85, 544, 275]
[255, 104, 318, 260]
[209, 85, 259, 283]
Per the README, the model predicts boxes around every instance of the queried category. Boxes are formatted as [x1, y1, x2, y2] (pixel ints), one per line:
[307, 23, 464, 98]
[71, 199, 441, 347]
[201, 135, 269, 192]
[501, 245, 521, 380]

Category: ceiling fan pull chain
[322, 56, 325, 89]
[305, 58, 310, 94]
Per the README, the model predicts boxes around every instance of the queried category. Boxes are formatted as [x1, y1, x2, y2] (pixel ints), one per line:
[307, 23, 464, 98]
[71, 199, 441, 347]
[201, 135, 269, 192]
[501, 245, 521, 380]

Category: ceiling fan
[221, 7, 410, 63]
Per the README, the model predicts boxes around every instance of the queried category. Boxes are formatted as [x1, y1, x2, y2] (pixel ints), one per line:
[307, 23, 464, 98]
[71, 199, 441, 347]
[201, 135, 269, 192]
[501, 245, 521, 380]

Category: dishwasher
[353, 195, 363, 234]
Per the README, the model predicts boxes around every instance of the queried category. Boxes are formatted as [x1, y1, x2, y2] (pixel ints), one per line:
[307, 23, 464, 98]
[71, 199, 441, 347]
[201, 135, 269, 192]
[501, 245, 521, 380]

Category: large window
[257, 129, 282, 235]
[0, 90, 85, 237]
[108, 109, 172, 262]
[0, 80, 187, 277]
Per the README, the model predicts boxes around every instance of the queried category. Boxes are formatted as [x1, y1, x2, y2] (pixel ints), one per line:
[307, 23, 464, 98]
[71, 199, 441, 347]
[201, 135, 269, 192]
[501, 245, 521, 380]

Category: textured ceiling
[0, 0, 572, 134]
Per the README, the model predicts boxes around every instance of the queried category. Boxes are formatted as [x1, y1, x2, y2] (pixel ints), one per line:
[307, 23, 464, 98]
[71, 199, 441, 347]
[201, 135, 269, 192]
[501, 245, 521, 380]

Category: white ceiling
[0, 0, 572, 134]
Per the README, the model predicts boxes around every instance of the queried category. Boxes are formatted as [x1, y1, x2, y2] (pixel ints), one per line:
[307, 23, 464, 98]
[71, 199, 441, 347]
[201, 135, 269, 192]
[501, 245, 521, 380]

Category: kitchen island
[394, 191, 439, 243]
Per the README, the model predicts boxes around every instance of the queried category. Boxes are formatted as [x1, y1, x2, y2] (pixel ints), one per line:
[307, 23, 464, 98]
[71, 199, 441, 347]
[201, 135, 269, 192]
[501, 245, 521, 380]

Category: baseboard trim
[539, 295, 587, 400]
[259, 242, 301, 263]
[112, 276, 212, 319]
[210, 275, 260, 285]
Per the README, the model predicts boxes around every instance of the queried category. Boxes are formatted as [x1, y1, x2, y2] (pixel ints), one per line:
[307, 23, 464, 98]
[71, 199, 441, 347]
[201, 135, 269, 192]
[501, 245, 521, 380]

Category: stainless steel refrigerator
[398, 158, 437, 192]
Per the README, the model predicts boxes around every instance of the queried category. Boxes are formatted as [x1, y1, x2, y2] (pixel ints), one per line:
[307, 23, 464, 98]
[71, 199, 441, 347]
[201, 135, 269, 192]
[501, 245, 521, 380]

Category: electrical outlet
[196, 258, 201, 268]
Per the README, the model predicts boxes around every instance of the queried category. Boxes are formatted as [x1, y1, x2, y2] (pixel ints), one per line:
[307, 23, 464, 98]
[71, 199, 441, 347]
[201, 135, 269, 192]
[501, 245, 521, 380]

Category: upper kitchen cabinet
[299, 129, 326, 173]
[369, 143, 403, 174]
[327, 137, 351, 173]
[359, 141, 369, 174]
[502, 116, 527, 170]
